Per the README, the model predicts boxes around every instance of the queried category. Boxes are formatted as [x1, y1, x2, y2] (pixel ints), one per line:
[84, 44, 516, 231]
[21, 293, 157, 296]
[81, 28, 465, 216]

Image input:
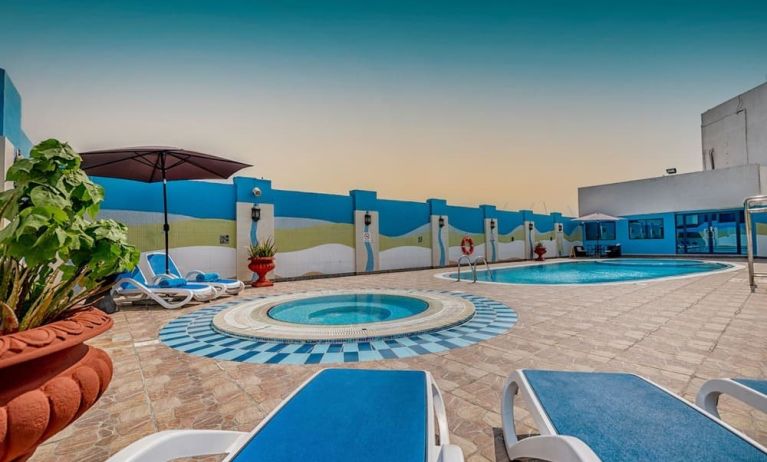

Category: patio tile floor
[29, 259, 767, 462]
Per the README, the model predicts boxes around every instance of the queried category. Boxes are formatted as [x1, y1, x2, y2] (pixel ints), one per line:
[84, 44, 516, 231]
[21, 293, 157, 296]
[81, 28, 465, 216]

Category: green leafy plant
[0, 139, 139, 334]
[247, 237, 276, 258]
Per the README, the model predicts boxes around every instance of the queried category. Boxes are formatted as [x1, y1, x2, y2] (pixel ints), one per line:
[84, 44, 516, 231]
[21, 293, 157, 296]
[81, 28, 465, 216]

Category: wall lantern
[558, 224, 563, 232]
[438, 216, 445, 228]
[490, 219, 496, 230]
[528, 222, 534, 231]
[251, 204, 261, 222]
[364, 212, 372, 226]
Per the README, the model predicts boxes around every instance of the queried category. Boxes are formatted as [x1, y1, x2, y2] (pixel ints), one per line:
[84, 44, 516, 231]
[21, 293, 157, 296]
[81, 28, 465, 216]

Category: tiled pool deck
[30, 259, 767, 462]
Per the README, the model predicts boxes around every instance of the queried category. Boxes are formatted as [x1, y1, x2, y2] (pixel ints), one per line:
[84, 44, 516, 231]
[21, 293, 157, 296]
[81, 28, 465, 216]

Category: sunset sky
[2, 0, 766, 214]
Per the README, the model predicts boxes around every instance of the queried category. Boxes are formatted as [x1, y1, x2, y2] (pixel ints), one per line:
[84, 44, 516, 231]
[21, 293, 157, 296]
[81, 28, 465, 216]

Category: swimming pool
[441, 259, 734, 285]
[268, 293, 430, 325]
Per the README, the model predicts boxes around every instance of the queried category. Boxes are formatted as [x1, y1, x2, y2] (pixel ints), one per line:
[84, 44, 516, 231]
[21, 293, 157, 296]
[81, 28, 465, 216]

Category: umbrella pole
[161, 154, 170, 274]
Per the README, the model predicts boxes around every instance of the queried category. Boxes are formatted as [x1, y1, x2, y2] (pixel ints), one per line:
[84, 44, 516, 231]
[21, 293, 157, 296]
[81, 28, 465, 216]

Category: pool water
[268, 294, 429, 325]
[448, 259, 731, 285]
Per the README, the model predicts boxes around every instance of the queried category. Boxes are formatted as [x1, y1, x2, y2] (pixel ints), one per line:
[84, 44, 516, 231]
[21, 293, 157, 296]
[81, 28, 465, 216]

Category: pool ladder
[456, 255, 492, 283]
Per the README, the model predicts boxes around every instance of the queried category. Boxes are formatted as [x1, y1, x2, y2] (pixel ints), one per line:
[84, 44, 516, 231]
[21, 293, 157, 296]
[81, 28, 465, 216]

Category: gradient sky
[2, 1, 766, 214]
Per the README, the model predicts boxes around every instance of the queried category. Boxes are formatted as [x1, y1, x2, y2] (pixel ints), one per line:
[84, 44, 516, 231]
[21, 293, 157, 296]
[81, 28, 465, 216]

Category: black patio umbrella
[80, 147, 251, 273]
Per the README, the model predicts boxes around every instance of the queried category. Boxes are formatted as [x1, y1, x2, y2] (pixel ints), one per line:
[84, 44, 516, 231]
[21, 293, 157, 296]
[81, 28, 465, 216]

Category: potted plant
[534, 241, 547, 261]
[0, 140, 138, 462]
[247, 237, 276, 287]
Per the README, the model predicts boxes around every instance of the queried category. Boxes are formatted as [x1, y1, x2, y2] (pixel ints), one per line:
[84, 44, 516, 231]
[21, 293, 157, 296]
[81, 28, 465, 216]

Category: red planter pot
[534, 246, 547, 261]
[0, 308, 114, 462]
[248, 257, 275, 288]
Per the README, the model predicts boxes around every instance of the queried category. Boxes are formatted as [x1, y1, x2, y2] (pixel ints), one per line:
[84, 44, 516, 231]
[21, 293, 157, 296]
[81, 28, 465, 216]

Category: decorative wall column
[428, 199, 449, 267]
[521, 209, 534, 260]
[551, 212, 564, 258]
[351, 190, 379, 273]
[234, 178, 275, 281]
[481, 205, 498, 263]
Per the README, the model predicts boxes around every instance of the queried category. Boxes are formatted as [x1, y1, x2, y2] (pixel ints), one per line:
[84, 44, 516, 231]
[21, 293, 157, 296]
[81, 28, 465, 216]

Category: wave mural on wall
[98, 210, 237, 276]
[756, 221, 767, 257]
[448, 227, 486, 263]
[274, 217, 355, 277]
[497, 225, 526, 260]
[562, 221, 583, 256]
[380, 223, 432, 270]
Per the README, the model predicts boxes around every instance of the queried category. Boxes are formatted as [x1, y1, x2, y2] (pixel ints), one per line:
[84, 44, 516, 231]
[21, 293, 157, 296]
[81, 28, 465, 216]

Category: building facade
[579, 82, 767, 257]
[0, 68, 32, 191]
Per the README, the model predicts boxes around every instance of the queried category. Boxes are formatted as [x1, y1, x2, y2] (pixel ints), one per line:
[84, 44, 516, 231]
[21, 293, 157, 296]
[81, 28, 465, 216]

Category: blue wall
[378, 199, 430, 236]
[0, 69, 32, 155]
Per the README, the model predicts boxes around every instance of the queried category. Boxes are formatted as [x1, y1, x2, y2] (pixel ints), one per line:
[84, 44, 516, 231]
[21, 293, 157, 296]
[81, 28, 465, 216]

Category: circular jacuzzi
[212, 289, 476, 342]
[268, 294, 429, 325]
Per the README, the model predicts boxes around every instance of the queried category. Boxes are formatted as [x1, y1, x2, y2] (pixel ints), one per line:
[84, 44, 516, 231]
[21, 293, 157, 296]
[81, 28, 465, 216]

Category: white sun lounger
[112, 267, 217, 310]
[697, 377, 767, 418]
[107, 368, 464, 462]
[146, 251, 244, 296]
[501, 369, 767, 461]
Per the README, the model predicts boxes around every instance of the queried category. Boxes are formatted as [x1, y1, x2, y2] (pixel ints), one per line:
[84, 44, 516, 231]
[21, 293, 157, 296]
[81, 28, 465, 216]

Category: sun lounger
[107, 368, 464, 462]
[697, 377, 767, 418]
[112, 266, 218, 309]
[146, 251, 244, 296]
[501, 369, 767, 461]
[571, 245, 588, 258]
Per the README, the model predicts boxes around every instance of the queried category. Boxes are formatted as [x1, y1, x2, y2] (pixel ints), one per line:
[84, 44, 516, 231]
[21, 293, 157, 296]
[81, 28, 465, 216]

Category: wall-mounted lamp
[251, 204, 261, 222]
[438, 216, 445, 228]
[364, 212, 372, 226]
[490, 219, 496, 230]
[558, 224, 563, 232]
[528, 222, 534, 231]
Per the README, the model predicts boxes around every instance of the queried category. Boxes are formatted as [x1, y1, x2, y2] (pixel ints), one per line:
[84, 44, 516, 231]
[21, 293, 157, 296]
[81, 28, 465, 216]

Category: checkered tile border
[158, 290, 518, 365]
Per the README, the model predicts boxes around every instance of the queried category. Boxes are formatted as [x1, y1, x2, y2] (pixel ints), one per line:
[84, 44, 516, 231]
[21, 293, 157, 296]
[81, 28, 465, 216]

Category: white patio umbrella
[573, 212, 622, 256]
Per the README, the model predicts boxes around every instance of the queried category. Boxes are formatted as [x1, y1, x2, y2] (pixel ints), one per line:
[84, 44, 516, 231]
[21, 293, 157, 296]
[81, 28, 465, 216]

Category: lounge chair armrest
[185, 270, 206, 280]
[505, 435, 601, 462]
[150, 274, 180, 285]
[438, 444, 465, 462]
[106, 430, 249, 462]
[696, 378, 767, 418]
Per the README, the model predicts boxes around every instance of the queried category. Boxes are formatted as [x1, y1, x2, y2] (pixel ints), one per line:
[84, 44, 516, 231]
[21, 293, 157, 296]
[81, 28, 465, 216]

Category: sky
[2, 0, 766, 215]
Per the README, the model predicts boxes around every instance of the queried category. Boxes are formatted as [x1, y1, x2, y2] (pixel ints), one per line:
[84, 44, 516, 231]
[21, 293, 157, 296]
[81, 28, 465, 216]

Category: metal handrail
[744, 194, 767, 291]
[456, 255, 473, 282]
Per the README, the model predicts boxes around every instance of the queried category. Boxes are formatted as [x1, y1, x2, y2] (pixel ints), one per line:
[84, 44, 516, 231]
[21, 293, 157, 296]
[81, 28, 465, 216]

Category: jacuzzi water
[268, 293, 429, 325]
[447, 259, 731, 285]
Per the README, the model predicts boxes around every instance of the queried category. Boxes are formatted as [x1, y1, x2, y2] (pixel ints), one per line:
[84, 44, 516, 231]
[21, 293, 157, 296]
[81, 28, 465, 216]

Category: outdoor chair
[112, 266, 218, 310]
[106, 368, 464, 462]
[571, 245, 588, 257]
[146, 252, 244, 296]
[501, 369, 767, 461]
[605, 244, 622, 258]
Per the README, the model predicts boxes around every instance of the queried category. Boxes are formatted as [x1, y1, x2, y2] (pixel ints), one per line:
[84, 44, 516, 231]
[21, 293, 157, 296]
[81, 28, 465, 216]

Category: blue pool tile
[343, 352, 359, 362]
[305, 353, 324, 364]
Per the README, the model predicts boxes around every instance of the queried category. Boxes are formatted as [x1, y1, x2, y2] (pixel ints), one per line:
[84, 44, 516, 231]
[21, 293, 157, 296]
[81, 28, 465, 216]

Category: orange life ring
[460, 236, 474, 255]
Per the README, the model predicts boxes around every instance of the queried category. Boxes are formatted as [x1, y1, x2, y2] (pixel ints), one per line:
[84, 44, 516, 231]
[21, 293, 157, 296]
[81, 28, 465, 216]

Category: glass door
[676, 211, 746, 255]
[711, 212, 739, 254]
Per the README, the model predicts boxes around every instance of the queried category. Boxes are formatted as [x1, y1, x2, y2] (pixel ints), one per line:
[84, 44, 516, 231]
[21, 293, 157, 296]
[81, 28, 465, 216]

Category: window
[585, 222, 616, 240]
[629, 218, 664, 240]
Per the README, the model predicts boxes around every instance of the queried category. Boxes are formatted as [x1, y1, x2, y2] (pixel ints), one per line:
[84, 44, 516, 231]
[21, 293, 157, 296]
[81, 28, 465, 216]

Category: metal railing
[455, 255, 492, 283]
[744, 194, 767, 291]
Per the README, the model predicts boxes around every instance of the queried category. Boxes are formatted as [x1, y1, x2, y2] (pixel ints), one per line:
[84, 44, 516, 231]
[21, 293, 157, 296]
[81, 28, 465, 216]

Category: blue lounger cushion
[231, 369, 427, 462]
[194, 272, 221, 282]
[524, 370, 767, 462]
[735, 378, 767, 396]
[157, 278, 186, 288]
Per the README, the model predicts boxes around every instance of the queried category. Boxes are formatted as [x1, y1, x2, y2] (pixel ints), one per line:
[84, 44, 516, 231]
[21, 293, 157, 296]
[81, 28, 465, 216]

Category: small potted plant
[247, 237, 276, 287]
[534, 241, 547, 261]
[0, 140, 138, 462]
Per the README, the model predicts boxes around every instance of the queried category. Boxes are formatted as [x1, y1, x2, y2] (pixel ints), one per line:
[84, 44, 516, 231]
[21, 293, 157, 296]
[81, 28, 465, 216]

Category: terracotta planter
[534, 246, 547, 261]
[0, 308, 113, 462]
[248, 256, 275, 287]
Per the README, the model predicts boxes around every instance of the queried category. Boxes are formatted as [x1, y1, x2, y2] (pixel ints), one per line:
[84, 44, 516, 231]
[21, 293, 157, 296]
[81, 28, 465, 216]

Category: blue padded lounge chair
[697, 377, 767, 418]
[146, 252, 244, 296]
[501, 369, 767, 461]
[107, 368, 464, 462]
[112, 267, 217, 310]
